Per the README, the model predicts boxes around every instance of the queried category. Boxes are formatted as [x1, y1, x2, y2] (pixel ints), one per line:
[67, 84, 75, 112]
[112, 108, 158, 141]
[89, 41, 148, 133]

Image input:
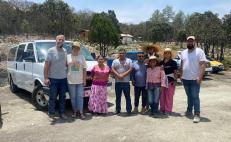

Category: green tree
[172, 10, 185, 40]
[150, 10, 166, 23]
[176, 30, 187, 48]
[108, 10, 120, 33]
[89, 13, 119, 56]
[162, 5, 175, 23]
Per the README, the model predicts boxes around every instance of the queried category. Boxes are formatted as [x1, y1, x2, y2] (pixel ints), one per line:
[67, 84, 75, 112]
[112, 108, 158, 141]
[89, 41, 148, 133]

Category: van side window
[8, 46, 17, 61]
[16, 44, 26, 62]
[25, 43, 35, 61]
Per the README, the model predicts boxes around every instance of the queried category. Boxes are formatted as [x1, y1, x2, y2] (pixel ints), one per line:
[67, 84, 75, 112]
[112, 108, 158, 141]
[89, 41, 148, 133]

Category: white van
[7, 40, 99, 110]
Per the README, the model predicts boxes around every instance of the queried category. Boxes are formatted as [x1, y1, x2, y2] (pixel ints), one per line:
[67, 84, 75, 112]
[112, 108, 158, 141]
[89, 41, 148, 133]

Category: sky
[30, 0, 231, 24]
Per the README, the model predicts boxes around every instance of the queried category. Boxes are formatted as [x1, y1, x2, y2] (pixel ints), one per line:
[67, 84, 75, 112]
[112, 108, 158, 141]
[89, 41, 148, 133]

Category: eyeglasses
[138, 55, 144, 57]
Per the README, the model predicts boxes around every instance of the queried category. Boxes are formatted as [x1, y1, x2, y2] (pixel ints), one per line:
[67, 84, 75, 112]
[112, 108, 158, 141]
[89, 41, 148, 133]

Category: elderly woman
[67, 42, 86, 119]
[159, 48, 178, 115]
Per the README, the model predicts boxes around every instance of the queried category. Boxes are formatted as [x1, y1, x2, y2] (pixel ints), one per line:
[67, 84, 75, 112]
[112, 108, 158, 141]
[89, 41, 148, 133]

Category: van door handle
[24, 64, 25, 70]
[16, 63, 17, 70]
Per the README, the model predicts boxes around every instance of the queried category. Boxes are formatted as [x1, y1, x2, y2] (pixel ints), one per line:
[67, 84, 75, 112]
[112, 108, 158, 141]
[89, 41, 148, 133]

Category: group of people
[44, 35, 206, 123]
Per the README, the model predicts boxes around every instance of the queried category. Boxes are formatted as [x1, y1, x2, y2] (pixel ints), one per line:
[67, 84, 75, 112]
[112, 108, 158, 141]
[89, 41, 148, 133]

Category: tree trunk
[220, 42, 224, 61]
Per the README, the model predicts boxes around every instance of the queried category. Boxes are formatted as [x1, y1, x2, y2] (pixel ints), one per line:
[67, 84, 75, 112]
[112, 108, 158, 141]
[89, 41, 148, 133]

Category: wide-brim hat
[142, 44, 161, 53]
[163, 48, 176, 59]
[148, 55, 158, 62]
[72, 41, 81, 48]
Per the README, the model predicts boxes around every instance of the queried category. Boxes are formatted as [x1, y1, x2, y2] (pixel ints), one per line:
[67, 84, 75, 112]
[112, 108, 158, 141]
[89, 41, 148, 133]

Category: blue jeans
[115, 82, 132, 113]
[182, 79, 200, 115]
[48, 78, 67, 115]
[68, 84, 84, 112]
[147, 87, 160, 113]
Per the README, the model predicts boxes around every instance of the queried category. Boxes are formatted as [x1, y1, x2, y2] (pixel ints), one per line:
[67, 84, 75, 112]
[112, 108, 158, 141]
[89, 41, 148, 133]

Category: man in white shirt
[180, 36, 206, 123]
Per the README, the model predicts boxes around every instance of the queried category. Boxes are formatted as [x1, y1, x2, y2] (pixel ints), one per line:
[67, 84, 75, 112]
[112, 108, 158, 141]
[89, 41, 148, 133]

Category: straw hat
[163, 48, 176, 59]
[142, 44, 160, 53]
[72, 41, 81, 48]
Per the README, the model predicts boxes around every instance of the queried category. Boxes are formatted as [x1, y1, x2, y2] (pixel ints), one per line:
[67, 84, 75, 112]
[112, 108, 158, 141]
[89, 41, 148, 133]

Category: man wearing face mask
[180, 36, 206, 123]
[44, 35, 68, 121]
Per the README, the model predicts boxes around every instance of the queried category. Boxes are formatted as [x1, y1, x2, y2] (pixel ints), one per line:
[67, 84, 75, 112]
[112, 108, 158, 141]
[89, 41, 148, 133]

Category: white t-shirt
[67, 54, 87, 84]
[112, 58, 132, 82]
[181, 48, 206, 80]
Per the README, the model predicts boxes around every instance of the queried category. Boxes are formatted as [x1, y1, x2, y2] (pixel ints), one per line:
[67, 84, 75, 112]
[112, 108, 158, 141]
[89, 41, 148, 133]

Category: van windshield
[36, 42, 94, 62]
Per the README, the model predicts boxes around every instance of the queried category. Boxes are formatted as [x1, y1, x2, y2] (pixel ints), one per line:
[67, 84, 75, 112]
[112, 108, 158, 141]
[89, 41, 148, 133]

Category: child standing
[146, 56, 167, 116]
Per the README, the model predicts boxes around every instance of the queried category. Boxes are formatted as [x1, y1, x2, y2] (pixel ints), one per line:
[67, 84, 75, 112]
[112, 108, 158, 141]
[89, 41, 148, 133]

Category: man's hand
[132, 80, 135, 86]
[44, 78, 50, 86]
[83, 80, 86, 86]
[196, 77, 202, 84]
[117, 74, 124, 80]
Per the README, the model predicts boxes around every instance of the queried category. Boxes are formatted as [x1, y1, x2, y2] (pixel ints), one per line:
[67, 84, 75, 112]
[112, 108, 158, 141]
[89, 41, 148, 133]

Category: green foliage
[89, 12, 119, 56]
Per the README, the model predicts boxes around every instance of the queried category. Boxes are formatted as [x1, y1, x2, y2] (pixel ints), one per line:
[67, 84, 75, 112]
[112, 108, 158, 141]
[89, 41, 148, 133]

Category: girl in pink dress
[88, 55, 110, 114]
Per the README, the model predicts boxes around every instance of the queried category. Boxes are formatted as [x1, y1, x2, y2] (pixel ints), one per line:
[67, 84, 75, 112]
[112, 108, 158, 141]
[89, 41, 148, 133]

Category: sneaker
[71, 112, 77, 118]
[60, 113, 68, 120]
[132, 107, 138, 113]
[193, 115, 200, 123]
[80, 113, 86, 120]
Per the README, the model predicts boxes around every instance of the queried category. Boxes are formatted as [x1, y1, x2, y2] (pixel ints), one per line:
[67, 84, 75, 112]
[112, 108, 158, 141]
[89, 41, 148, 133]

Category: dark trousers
[115, 82, 132, 113]
[134, 86, 147, 108]
[48, 78, 67, 115]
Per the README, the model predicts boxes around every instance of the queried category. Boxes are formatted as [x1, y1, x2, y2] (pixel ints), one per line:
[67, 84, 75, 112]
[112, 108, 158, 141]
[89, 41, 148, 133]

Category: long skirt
[88, 84, 108, 113]
[160, 82, 175, 113]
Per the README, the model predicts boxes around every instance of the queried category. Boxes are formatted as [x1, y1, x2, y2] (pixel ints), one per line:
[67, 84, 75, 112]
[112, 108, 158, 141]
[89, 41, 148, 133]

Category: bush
[222, 57, 231, 70]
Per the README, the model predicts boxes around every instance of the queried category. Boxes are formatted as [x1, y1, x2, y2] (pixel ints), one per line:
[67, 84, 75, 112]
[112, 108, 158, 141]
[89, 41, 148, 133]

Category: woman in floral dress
[88, 55, 110, 114]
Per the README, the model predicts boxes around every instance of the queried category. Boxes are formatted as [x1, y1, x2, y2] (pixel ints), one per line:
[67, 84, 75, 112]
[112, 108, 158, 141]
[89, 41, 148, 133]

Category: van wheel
[32, 85, 48, 111]
[9, 75, 18, 93]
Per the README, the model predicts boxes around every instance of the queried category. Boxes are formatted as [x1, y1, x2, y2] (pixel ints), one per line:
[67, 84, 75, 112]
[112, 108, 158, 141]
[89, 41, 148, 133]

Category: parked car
[206, 56, 224, 73]
[7, 40, 111, 110]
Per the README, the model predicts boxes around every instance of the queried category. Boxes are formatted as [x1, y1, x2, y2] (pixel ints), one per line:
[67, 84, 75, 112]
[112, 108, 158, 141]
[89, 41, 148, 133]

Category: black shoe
[185, 111, 193, 116]
[113, 111, 120, 115]
[127, 111, 132, 116]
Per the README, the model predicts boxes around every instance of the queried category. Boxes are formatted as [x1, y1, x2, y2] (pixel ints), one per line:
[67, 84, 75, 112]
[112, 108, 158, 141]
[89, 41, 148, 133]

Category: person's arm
[44, 61, 50, 86]
[131, 66, 135, 86]
[173, 61, 178, 82]
[111, 60, 123, 79]
[196, 61, 205, 84]
[83, 68, 87, 86]
[121, 59, 133, 78]
[83, 56, 87, 86]
[180, 60, 183, 81]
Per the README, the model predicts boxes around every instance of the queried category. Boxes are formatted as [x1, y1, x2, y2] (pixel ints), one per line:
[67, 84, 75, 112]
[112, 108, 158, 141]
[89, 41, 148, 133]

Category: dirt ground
[0, 71, 231, 142]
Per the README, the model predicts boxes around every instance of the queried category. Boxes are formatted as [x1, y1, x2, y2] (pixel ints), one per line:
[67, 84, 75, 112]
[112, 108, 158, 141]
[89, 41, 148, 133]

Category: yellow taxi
[206, 56, 224, 73]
